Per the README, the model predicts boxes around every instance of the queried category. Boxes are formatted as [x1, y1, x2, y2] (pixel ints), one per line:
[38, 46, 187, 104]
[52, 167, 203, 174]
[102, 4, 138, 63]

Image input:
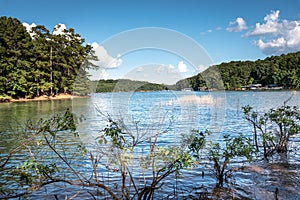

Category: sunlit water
[0, 91, 300, 199]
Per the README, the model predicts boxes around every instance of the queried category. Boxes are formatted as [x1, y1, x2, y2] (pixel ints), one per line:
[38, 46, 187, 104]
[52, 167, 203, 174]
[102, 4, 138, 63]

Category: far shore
[7, 94, 90, 103]
[1, 89, 299, 103]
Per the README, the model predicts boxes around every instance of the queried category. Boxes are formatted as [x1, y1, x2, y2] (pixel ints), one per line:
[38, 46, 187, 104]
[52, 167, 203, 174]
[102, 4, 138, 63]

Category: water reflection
[0, 91, 299, 199]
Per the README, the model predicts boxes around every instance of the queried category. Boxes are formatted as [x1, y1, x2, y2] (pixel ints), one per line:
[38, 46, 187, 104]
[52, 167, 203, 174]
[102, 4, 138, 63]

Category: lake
[1, 91, 300, 199]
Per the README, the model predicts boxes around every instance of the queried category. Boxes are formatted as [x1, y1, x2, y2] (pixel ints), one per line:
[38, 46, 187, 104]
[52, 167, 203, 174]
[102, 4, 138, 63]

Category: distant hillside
[176, 51, 300, 90]
[92, 79, 173, 93]
[92, 52, 300, 93]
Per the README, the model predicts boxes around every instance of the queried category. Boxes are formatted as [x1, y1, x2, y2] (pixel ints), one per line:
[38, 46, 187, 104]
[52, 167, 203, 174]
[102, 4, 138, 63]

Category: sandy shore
[10, 94, 89, 103]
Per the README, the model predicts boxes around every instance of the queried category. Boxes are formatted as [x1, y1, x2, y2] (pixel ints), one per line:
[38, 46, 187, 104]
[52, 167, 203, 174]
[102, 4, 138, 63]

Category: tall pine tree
[0, 16, 98, 98]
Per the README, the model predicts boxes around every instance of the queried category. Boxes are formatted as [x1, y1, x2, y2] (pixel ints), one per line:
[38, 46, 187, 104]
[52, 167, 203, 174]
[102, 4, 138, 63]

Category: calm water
[1, 91, 300, 199]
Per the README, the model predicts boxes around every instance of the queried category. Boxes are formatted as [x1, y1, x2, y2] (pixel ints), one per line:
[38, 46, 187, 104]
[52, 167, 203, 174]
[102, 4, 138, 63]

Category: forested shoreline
[1, 16, 300, 99]
[177, 51, 300, 91]
[92, 79, 173, 92]
[0, 16, 97, 100]
[94, 52, 300, 92]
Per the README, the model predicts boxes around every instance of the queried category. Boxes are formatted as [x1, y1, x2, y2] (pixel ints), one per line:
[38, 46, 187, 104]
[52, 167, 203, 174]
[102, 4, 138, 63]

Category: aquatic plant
[188, 130, 254, 187]
[243, 104, 300, 160]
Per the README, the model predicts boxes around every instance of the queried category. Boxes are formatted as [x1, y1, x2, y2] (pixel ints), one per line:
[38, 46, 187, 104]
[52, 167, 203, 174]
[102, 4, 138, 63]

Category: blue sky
[1, 0, 300, 84]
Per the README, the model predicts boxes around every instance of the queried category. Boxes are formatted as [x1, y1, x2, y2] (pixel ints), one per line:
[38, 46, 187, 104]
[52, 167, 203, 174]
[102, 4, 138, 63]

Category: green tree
[188, 131, 254, 187]
[48, 25, 97, 95]
[30, 25, 53, 96]
[0, 16, 97, 98]
[179, 51, 300, 90]
[96, 109, 192, 199]
[208, 134, 254, 187]
[243, 103, 300, 160]
[0, 16, 33, 98]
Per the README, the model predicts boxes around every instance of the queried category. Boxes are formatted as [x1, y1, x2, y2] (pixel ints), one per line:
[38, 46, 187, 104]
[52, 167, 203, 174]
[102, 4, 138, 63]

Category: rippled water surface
[1, 91, 300, 199]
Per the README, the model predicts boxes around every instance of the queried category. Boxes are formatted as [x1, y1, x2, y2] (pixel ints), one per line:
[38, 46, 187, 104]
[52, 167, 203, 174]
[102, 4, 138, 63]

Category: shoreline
[1, 89, 298, 103]
[7, 94, 90, 103]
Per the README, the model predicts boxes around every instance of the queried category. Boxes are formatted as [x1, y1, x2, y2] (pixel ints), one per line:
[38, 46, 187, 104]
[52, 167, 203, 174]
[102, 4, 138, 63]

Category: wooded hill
[96, 51, 300, 92]
[176, 51, 300, 90]
[0, 16, 97, 99]
[92, 79, 170, 93]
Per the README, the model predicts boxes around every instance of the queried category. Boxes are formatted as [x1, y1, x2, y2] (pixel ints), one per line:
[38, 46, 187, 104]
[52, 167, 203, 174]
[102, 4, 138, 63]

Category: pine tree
[0, 16, 98, 99]
[0, 16, 33, 98]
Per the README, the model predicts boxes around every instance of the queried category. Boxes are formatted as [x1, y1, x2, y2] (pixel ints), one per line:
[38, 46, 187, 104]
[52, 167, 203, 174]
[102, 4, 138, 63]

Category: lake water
[1, 91, 300, 199]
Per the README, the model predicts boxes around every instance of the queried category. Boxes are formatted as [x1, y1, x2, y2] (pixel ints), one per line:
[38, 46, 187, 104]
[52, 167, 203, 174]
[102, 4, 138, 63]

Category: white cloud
[52, 23, 82, 40]
[255, 38, 286, 54]
[99, 69, 109, 79]
[168, 64, 176, 74]
[247, 10, 280, 36]
[136, 66, 144, 72]
[155, 65, 165, 73]
[22, 22, 37, 37]
[246, 10, 300, 54]
[53, 23, 67, 35]
[178, 61, 187, 73]
[226, 17, 248, 32]
[167, 62, 188, 73]
[91, 42, 99, 49]
[168, 64, 175, 70]
[92, 43, 123, 68]
[196, 64, 206, 72]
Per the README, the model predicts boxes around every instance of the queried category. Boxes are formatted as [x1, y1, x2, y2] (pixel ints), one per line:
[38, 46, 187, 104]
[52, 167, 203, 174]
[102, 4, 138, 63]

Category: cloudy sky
[1, 0, 300, 84]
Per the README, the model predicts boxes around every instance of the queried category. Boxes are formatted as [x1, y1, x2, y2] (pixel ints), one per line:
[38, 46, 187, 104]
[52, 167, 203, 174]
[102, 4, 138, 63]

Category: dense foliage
[243, 104, 300, 159]
[188, 130, 254, 187]
[0, 16, 97, 99]
[176, 51, 300, 90]
[93, 79, 171, 92]
[2, 17, 300, 98]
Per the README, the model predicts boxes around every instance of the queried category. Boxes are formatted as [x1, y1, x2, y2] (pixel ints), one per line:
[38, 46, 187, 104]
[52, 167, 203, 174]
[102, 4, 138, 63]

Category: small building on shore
[241, 83, 283, 90]
[244, 84, 262, 90]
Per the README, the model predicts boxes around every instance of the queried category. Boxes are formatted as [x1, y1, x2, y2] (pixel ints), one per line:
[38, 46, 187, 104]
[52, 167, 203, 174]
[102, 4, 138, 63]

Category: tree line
[176, 51, 300, 90]
[1, 15, 300, 99]
[95, 51, 300, 93]
[0, 16, 97, 99]
[93, 79, 170, 93]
